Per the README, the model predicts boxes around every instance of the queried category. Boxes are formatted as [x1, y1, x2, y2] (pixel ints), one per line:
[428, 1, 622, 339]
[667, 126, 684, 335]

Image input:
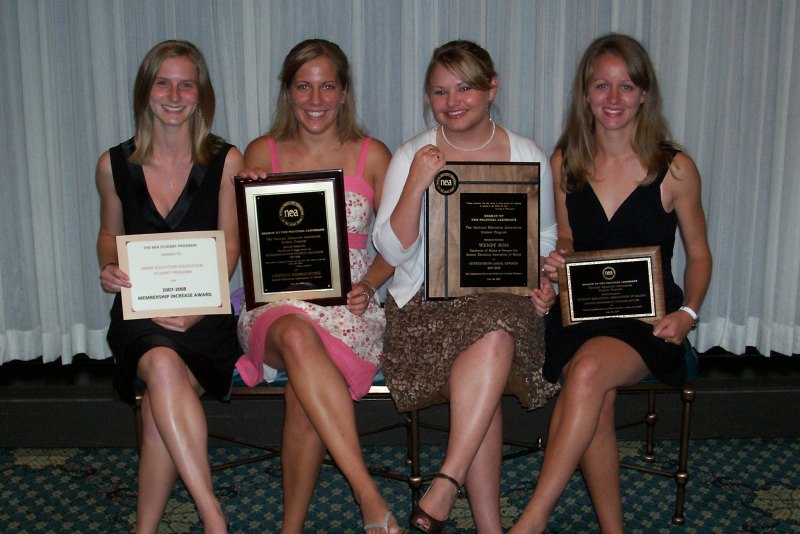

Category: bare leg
[580, 390, 624, 532]
[136, 391, 178, 533]
[279, 382, 325, 534]
[464, 403, 505, 533]
[265, 315, 400, 534]
[509, 337, 648, 534]
[136, 347, 227, 534]
[412, 329, 513, 533]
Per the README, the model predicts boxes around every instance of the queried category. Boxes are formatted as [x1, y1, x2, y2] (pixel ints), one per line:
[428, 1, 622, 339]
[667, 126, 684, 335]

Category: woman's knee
[481, 328, 515, 356]
[138, 347, 184, 383]
[269, 315, 320, 357]
[563, 352, 605, 389]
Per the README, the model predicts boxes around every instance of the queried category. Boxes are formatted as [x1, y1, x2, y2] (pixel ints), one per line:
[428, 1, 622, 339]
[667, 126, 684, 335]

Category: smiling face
[147, 56, 199, 128]
[586, 53, 646, 134]
[427, 63, 496, 134]
[288, 56, 346, 136]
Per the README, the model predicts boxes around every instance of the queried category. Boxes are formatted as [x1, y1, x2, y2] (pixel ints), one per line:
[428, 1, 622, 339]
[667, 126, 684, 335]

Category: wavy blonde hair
[556, 34, 677, 191]
[130, 40, 222, 166]
[267, 39, 364, 143]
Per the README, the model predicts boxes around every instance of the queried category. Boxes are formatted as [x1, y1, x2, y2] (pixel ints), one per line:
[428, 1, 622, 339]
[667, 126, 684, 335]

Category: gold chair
[614, 341, 698, 525]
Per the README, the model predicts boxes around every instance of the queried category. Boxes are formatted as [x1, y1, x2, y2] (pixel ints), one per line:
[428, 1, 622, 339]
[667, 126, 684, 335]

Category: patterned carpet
[0, 438, 798, 533]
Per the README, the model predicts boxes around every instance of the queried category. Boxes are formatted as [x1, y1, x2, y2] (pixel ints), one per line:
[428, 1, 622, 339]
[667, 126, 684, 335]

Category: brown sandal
[409, 472, 464, 533]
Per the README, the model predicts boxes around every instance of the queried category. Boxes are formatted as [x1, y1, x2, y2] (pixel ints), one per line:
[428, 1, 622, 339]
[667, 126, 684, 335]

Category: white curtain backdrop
[0, 0, 798, 364]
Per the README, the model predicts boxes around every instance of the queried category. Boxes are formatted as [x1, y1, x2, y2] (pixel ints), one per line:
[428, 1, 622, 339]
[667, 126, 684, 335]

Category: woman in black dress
[96, 40, 243, 533]
[510, 34, 712, 533]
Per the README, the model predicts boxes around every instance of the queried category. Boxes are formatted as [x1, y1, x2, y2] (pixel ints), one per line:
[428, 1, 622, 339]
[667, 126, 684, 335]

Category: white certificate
[116, 231, 231, 319]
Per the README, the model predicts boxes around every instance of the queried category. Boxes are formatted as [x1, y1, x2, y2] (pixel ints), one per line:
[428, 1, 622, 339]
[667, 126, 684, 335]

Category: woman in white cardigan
[373, 40, 559, 534]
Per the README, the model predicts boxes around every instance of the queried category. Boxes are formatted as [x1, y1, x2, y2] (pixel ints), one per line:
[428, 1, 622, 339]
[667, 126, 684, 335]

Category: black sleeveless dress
[544, 160, 687, 387]
[106, 138, 238, 404]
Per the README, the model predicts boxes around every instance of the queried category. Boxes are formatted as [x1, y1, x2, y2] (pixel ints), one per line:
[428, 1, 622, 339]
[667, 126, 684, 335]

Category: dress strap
[267, 138, 281, 173]
[354, 137, 372, 179]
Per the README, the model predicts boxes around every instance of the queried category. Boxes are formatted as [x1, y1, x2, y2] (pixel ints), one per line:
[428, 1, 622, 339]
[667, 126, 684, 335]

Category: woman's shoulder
[666, 151, 700, 184]
[400, 128, 436, 151]
[364, 137, 392, 169]
[246, 134, 271, 149]
[106, 137, 135, 158]
[223, 144, 245, 167]
[550, 148, 564, 173]
[95, 150, 113, 183]
[503, 127, 548, 163]
[243, 135, 273, 169]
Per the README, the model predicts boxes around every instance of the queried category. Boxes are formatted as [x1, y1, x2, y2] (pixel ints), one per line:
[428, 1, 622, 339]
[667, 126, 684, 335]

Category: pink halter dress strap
[345, 138, 374, 250]
[267, 137, 282, 173]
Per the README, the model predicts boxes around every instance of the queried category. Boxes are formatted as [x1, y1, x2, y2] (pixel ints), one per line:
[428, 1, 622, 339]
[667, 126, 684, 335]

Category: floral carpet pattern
[0, 438, 798, 533]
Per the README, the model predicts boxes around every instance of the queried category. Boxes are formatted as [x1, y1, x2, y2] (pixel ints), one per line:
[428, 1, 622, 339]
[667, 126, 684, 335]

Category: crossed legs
[412, 329, 514, 534]
[265, 314, 400, 534]
[136, 347, 226, 534]
[509, 336, 650, 534]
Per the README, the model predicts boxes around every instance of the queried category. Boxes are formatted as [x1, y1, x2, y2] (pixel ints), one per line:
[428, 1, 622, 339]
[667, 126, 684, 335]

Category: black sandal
[409, 472, 464, 533]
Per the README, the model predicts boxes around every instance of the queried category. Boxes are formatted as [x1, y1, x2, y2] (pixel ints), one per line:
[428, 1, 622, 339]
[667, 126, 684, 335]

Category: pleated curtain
[0, 0, 798, 363]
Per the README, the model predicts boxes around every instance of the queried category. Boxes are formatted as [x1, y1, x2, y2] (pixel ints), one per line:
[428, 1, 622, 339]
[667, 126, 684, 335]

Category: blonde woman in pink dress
[235, 39, 398, 534]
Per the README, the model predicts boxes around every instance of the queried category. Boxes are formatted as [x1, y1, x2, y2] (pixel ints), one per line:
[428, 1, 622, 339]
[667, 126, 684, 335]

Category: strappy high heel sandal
[409, 472, 464, 533]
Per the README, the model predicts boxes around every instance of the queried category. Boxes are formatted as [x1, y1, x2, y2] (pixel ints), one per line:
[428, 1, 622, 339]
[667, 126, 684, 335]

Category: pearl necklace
[437, 119, 496, 152]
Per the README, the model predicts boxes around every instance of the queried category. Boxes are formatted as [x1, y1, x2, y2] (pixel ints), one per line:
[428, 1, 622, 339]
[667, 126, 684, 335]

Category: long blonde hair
[131, 40, 222, 166]
[556, 34, 677, 191]
[267, 39, 364, 143]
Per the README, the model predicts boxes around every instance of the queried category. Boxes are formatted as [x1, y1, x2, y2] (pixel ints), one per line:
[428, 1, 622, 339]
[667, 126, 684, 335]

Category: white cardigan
[373, 127, 557, 308]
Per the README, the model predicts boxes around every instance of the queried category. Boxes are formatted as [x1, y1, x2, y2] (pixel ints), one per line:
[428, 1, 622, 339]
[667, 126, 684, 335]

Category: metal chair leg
[644, 389, 657, 462]
[408, 409, 422, 505]
[671, 384, 695, 525]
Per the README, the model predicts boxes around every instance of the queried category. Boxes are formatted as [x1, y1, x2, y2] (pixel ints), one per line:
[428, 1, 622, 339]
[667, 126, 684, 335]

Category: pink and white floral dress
[236, 137, 384, 400]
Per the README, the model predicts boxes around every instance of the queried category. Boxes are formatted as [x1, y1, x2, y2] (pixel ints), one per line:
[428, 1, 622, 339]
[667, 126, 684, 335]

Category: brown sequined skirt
[382, 290, 559, 412]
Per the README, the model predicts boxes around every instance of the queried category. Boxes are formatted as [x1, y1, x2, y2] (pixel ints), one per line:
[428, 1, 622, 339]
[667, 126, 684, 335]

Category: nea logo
[278, 200, 304, 227]
[434, 170, 459, 195]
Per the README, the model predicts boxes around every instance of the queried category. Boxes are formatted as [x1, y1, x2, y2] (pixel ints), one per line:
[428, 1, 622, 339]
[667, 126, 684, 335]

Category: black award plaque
[558, 246, 665, 326]
[425, 162, 539, 299]
[235, 169, 350, 311]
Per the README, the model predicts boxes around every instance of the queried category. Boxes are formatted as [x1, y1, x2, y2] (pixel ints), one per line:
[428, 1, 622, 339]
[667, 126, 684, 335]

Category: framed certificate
[425, 162, 540, 299]
[235, 169, 350, 311]
[558, 246, 665, 326]
[116, 230, 231, 320]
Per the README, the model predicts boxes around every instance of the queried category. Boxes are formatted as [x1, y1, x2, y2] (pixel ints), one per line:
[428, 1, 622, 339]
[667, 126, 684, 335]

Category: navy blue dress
[106, 138, 238, 404]
[544, 158, 687, 387]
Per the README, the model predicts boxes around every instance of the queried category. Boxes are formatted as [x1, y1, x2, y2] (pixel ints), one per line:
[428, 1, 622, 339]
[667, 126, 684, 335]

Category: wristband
[679, 305, 698, 329]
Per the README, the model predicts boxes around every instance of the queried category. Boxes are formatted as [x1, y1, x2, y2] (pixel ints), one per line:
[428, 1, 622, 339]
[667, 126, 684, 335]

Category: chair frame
[614, 381, 695, 525]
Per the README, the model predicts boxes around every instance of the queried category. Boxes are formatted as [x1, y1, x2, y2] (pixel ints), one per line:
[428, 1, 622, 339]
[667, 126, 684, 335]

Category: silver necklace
[164, 158, 190, 191]
[438, 119, 496, 152]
